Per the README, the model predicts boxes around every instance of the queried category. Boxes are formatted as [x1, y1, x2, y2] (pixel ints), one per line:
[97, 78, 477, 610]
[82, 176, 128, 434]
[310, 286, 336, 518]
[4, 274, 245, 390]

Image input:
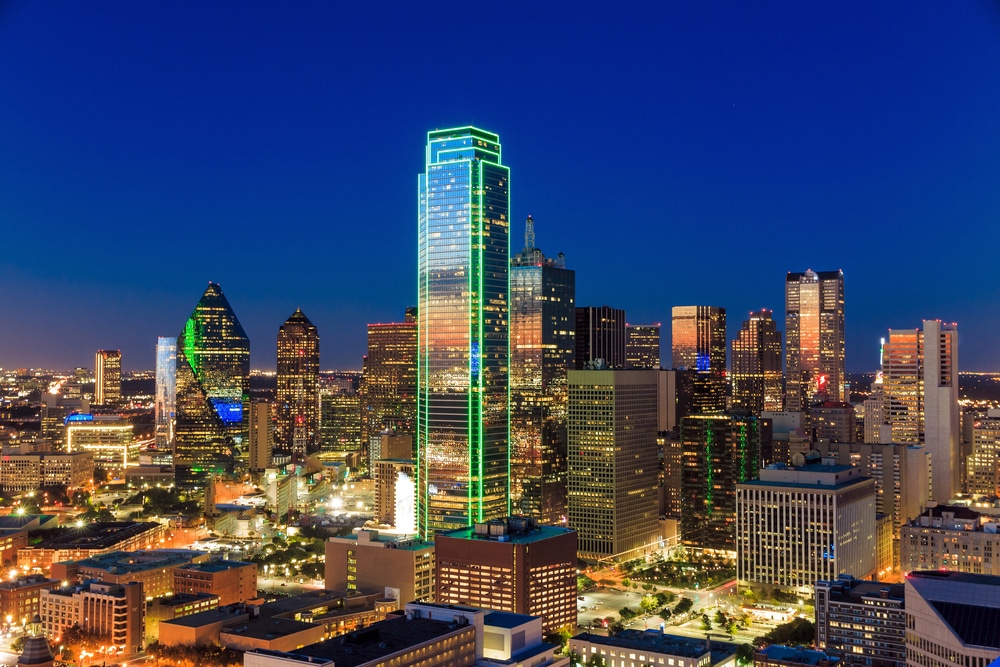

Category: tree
[754, 617, 816, 649]
[618, 607, 637, 622]
[640, 595, 658, 614]
[658, 610, 672, 625]
[725, 619, 738, 638]
[674, 597, 694, 615]
[608, 621, 625, 636]
[714, 609, 728, 627]
[700, 614, 712, 632]
[735, 643, 755, 665]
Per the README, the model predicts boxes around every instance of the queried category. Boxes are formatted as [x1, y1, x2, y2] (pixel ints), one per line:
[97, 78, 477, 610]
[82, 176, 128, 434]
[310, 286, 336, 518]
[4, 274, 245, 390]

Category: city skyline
[2, 3, 999, 372]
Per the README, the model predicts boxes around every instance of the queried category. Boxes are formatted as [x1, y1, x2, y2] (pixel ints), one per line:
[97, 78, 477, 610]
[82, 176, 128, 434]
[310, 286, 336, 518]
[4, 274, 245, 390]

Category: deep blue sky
[2, 2, 999, 372]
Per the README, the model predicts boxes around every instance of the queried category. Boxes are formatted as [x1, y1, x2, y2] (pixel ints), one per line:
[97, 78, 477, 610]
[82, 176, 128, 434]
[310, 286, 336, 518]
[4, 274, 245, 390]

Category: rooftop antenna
[524, 214, 535, 252]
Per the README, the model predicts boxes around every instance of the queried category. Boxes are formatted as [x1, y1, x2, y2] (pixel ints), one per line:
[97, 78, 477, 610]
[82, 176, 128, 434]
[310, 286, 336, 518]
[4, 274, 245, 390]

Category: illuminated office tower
[360, 308, 417, 453]
[94, 350, 121, 407]
[173, 282, 250, 489]
[416, 126, 510, 538]
[276, 308, 320, 459]
[626, 324, 661, 369]
[730, 310, 782, 414]
[671, 306, 726, 413]
[785, 269, 845, 411]
[575, 306, 626, 369]
[509, 215, 575, 523]
[882, 320, 959, 501]
[967, 410, 1000, 496]
[248, 400, 273, 473]
[154, 337, 176, 449]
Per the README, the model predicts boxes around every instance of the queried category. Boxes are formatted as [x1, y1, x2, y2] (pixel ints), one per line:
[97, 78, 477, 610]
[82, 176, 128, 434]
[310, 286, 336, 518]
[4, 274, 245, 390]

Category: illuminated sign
[470, 342, 480, 377]
[64, 414, 94, 425]
[210, 398, 243, 424]
[696, 353, 710, 372]
[817, 374, 828, 392]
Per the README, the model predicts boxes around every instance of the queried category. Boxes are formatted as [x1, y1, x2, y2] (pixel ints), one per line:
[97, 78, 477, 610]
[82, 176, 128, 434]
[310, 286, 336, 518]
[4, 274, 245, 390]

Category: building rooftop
[907, 570, 1000, 588]
[573, 630, 737, 661]
[176, 559, 255, 574]
[0, 515, 56, 530]
[438, 516, 575, 545]
[29, 521, 161, 550]
[66, 549, 200, 573]
[152, 593, 220, 608]
[928, 601, 1000, 649]
[0, 575, 57, 592]
[221, 617, 318, 641]
[160, 604, 250, 628]
[757, 645, 841, 665]
[818, 576, 905, 604]
[258, 589, 379, 619]
[484, 611, 536, 630]
[332, 531, 433, 552]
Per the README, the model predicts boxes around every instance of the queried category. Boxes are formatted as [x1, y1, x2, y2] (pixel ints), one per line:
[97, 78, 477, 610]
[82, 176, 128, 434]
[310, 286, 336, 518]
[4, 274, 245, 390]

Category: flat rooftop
[221, 617, 318, 641]
[757, 645, 840, 665]
[0, 575, 57, 591]
[908, 570, 1000, 588]
[152, 593, 220, 608]
[67, 549, 199, 573]
[160, 604, 249, 628]
[29, 522, 161, 550]
[176, 559, 254, 573]
[438, 523, 575, 545]
[573, 630, 736, 661]
[260, 589, 380, 618]
[485, 611, 536, 630]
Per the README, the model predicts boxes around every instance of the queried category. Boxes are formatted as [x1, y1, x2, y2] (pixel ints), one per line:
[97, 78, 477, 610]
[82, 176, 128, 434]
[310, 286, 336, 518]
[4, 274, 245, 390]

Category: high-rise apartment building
[814, 576, 905, 667]
[785, 270, 845, 411]
[510, 215, 575, 523]
[730, 310, 782, 414]
[94, 350, 122, 407]
[680, 413, 761, 553]
[968, 409, 1000, 496]
[567, 369, 659, 560]
[276, 308, 321, 459]
[248, 400, 273, 473]
[173, 283, 250, 489]
[626, 324, 661, 370]
[881, 320, 959, 501]
[416, 127, 510, 538]
[671, 306, 726, 413]
[575, 306, 626, 370]
[155, 337, 177, 449]
[737, 461, 876, 593]
[360, 310, 417, 454]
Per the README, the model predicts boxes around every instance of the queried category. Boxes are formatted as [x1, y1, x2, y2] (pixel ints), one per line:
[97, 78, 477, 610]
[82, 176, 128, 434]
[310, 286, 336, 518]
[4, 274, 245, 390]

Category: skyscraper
[785, 269, 845, 411]
[154, 337, 176, 449]
[416, 126, 510, 538]
[730, 310, 783, 414]
[173, 282, 250, 489]
[671, 306, 726, 413]
[360, 309, 417, 453]
[248, 400, 273, 473]
[276, 308, 320, 459]
[510, 215, 575, 523]
[881, 320, 959, 501]
[626, 324, 661, 369]
[575, 306, 626, 369]
[94, 350, 121, 407]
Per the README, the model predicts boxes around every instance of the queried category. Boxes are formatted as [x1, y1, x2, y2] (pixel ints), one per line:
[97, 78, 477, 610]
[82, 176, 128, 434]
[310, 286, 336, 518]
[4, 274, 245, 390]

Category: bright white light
[394, 472, 416, 534]
[330, 497, 343, 510]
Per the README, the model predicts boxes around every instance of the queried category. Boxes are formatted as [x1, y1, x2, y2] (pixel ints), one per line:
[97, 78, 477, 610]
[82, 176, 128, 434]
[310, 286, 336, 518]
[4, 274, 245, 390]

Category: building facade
[40, 581, 145, 658]
[814, 575, 906, 667]
[360, 311, 418, 456]
[65, 415, 135, 469]
[0, 451, 94, 491]
[0, 575, 58, 628]
[173, 282, 250, 488]
[155, 336, 177, 449]
[172, 560, 257, 606]
[730, 309, 783, 415]
[785, 270, 845, 411]
[568, 370, 660, 560]
[968, 409, 1000, 497]
[901, 505, 1000, 576]
[416, 126, 510, 538]
[671, 306, 727, 413]
[510, 215, 575, 523]
[626, 324, 661, 370]
[575, 306, 626, 370]
[324, 530, 434, 603]
[275, 309, 320, 459]
[94, 349, 122, 407]
[248, 400, 273, 473]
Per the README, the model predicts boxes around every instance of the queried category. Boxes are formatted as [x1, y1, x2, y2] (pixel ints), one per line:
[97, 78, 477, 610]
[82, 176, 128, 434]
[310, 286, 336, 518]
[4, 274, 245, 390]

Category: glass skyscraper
[155, 336, 177, 448]
[785, 269, 845, 411]
[276, 308, 321, 459]
[174, 282, 250, 489]
[671, 305, 727, 413]
[94, 350, 122, 407]
[417, 126, 510, 538]
[730, 309, 783, 414]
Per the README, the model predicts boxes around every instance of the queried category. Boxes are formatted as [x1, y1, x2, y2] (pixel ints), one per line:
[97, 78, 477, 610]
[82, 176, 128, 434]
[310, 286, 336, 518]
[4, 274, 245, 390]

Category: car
[578, 596, 586, 601]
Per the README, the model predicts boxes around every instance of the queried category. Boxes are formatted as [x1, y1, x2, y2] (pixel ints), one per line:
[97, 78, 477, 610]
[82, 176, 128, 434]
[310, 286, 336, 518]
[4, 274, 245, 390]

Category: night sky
[2, 2, 999, 372]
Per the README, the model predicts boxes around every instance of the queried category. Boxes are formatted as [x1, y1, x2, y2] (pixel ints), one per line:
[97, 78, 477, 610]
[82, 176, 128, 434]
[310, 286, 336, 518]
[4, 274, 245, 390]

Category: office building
[65, 414, 136, 468]
[626, 324, 661, 370]
[325, 529, 435, 603]
[17, 521, 169, 572]
[680, 413, 762, 553]
[737, 461, 876, 593]
[370, 431, 412, 465]
[320, 391, 362, 453]
[967, 409, 1000, 497]
[172, 560, 257, 605]
[814, 575, 906, 667]
[416, 126, 510, 538]
[52, 549, 207, 599]
[671, 306, 727, 413]
[276, 308, 320, 459]
[373, 459, 416, 529]
[40, 581, 145, 657]
[904, 571, 1000, 666]
[510, 215, 575, 522]
[753, 646, 841, 667]
[155, 336, 177, 449]
[730, 309, 783, 414]
[249, 400, 274, 473]
[656, 368, 694, 433]
[0, 575, 58, 629]
[901, 505, 1000, 576]
[575, 306, 626, 370]
[569, 631, 739, 667]
[435, 517, 577, 633]
[785, 270, 845, 411]
[94, 349, 122, 407]
[40, 393, 90, 447]
[568, 370, 660, 561]
[881, 320, 959, 501]
[360, 310, 418, 455]
[173, 282, 250, 489]
[810, 402, 856, 443]
[147, 593, 220, 642]
[0, 451, 94, 491]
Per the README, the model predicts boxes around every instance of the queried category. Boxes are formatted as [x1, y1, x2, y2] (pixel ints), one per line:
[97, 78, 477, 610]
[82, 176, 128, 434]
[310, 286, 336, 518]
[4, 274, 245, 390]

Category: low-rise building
[52, 549, 209, 599]
[754, 645, 840, 667]
[325, 530, 434, 603]
[569, 630, 739, 667]
[0, 452, 94, 491]
[221, 617, 326, 652]
[814, 575, 905, 667]
[17, 521, 169, 572]
[901, 505, 1000, 576]
[39, 581, 145, 657]
[173, 560, 258, 605]
[147, 592, 220, 642]
[0, 575, 58, 628]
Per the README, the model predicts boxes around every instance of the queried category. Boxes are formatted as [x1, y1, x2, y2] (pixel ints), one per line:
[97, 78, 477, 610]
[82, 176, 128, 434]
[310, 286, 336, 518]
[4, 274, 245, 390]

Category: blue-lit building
[416, 126, 510, 539]
[155, 336, 177, 449]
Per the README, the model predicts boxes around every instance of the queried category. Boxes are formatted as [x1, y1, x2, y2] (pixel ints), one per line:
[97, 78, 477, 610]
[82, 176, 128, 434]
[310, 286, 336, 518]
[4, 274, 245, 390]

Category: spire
[524, 214, 535, 252]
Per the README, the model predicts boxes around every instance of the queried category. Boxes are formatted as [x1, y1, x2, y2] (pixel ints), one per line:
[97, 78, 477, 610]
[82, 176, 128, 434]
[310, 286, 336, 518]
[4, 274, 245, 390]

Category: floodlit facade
[730, 310, 783, 414]
[94, 349, 122, 407]
[325, 530, 434, 604]
[248, 400, 273, 473]
[510, 215, 575, 523]
[40, 581, 145, 658]
[155, 336, 177, 448]
[276, 309, 320, 459]
[901, 505, 1000, 576]
[65, 415, 136, 468]
[626, 324, 661, 370]
[416, 126, 510, 538]
[785, 270, 845, 411]
[671, 306, 727, 413]
[173, 282, 250, 489]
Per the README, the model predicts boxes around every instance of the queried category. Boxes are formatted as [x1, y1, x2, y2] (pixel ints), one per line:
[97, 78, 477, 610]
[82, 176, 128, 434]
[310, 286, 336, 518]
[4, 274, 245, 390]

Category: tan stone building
[901, 505, 1000, 575]
[39, 581, 145, 658]
[325, 530, 434, 603]
[172, 560, 257, 605]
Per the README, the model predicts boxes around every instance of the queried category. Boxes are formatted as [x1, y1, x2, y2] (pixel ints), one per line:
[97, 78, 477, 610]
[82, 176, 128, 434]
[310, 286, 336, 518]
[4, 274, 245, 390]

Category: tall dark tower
[785, 269, 845, 411]
[671, 305, 727, 413]
[731, 309, 783, 414]
[276, 308, 321, 459]
[174, 282, 250, 489]
[575, 306, 626, 369]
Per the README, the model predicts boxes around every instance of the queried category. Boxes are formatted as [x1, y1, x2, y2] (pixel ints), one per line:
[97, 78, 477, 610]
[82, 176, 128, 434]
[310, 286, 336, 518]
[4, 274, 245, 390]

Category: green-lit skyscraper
[174, 282, 250, 489]
[417, 126, 510, 538]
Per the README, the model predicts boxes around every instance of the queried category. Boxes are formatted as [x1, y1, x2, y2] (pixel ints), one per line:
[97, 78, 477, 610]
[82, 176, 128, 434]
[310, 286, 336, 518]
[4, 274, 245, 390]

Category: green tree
[640, 595, 658, 614]
[700, 614, 712, 632]
[735, 643, 755, 665]
[673, 597, 694, 615]
[608, 620, 625, 636]
[725, 619, 738, 637]
[618, 607, 637, 621]
[753, 617, 815, 649]
[714, 609, 728, 627]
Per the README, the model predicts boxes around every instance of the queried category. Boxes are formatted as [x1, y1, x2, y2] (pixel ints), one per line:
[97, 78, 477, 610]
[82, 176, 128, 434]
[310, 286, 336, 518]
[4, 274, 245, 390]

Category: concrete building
[901, 505, 1000, 576]
[0, 575, 58, 629]
[568, 369, 659, 561]
[147, 592, 220, 641]
[65, 415, 137, 469]
[434, 517, 577, 633]
[52, 549, 208, 599]
[325, 530, 434, 603]
[814, 575, 905, 667]
[904, 571, 1000, 667]
[94, 350, 122, 407]
[372, 459, 416, 529]
[737, 461, 876, 593]
[569, 630, 739, 667]
[626, 324, 661, 370]
[810, 402, 856, 443]
[249, 400, 274, 473]
[730, 309, 783, 415]
[785, 269, 845, 411]
[173, 560, 257, 605]
[575, 306, 626, 370]
[967, 409, 1000, 497]
[39, 581, 145, 657]
[17, 521, 169, 572]
[0, 451, 94, 492]
[359, 314, 417, 459]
